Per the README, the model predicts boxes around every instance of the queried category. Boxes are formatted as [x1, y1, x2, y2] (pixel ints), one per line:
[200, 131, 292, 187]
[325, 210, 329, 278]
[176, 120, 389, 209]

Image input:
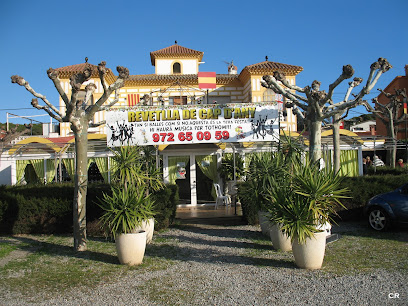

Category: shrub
[0, 183, 179, 235]
[367, 166, 408, 176]
[0, 185, 72, 234]
[238, 146, 300, 225]
[237, 182, 258, 225]
[335, 174, 408, 221]
[151, 184, 179, 230]
[238, 170, 408, 224]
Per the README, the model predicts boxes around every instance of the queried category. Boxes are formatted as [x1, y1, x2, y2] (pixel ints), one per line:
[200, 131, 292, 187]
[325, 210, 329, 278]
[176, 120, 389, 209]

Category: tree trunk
[332, 118, 341, 173]
[386, 120, 397, 167]
[72, 117, 89, 251]
[309, 119, 323, 163]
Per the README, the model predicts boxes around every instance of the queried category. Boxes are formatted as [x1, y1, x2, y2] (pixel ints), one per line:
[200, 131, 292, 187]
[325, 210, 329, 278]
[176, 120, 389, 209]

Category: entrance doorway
[165, 153, 219, 206]
[196, 162, 214, 203]
[176, 160, 191, 204]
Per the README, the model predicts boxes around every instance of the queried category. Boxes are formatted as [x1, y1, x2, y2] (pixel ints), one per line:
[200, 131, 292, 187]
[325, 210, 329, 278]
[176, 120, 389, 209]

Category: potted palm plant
[98, 146, 161, 265]
[267, 133, 308, 251]
[244, 152, 276, 236]
[109, 146, 163, 243]
[98, 184, 155, 265]
[267, 159, 348, 269]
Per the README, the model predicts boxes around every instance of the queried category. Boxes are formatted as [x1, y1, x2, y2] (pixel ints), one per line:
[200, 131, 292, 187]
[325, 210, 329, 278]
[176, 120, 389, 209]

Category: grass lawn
[323, 223, 408, 274]
[241, 222, 408, 274]
[0, 222, 407, 302]
[0, 234, 178, 302]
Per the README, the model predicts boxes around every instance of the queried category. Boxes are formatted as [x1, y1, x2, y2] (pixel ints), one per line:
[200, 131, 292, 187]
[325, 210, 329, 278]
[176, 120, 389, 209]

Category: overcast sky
[1, 0, 407, 124]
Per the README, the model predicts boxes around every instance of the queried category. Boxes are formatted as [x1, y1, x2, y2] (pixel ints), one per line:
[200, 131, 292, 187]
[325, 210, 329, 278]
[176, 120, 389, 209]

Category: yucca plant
[279, 131, 305, 165]
[267, 159, 349, 244]
[267, 184, 317, 243]
[291, 160, 349, 226]
[98, 145, 161, 238]
[98, 185, 156, 238]
[110, 146, 163, 193]
[246, 151, 289, 211]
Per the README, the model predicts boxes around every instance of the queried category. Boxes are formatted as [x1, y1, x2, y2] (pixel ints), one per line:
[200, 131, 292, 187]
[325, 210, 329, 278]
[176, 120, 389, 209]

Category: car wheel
[368, 208, 389, 231]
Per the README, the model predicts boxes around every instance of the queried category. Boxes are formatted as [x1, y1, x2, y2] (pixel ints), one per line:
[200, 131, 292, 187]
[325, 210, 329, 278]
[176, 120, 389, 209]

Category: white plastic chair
[214, 183, 231, 209]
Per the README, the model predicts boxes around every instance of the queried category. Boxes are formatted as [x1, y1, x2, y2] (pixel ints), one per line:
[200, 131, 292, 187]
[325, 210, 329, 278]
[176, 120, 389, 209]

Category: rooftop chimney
[228, 60, 237, 75]
[405, 64, 408, 76]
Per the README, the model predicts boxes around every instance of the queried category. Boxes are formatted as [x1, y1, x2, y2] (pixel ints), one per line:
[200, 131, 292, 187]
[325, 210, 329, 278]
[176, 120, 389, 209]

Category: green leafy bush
[237, 181, 259, 225]
[0, 185, 72, 234]
[367, 166, 407, 176]
[238, 142, 301, 225]
[151, 184, 179, 230]
[335, 174, 408, 220]
[0, 183, 179, 235]
[239, 167, 408, 224]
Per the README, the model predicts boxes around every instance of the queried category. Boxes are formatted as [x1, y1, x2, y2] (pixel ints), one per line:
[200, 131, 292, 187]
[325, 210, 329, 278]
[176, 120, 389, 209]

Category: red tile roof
[56, 63, 99, 75]
[354, 131, 376, 137]
[55, 62, 116, 83]
[46, 136, 75, 145]
[150, 44, 204, 65]
[244, 61, 303, 74]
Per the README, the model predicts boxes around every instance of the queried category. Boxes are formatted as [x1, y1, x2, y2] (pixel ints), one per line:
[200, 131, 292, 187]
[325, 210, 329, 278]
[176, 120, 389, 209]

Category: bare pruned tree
[11, 62, 129, 251]
[261, 58, 392, 167]
[362, 88, 407, 167]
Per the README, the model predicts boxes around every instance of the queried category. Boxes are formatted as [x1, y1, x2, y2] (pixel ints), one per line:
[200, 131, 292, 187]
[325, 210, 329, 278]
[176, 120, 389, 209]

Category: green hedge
[0, 183, 179, 235]
[237, 174, 408, 224]
[335, 174, 408, 221]
[151, 184, 179, 230]
[367, 166, 408, 176]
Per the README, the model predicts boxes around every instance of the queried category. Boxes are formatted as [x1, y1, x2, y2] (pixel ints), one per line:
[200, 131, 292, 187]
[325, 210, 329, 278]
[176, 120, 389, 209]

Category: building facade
[57, 43, 303, 137]
[375, 65, 408, 140]
[3, 44, 364, 204]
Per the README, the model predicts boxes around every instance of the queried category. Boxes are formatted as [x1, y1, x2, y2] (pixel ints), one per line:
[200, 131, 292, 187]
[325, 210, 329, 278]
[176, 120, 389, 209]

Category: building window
[169, 96, 187, 105]
[173, 62, 181, 74]
[263, 89, 275, 102]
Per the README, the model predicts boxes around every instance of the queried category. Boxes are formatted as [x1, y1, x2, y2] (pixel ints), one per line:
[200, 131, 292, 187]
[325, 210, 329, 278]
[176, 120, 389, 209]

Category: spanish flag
[198, 72, 216, 89]
[404, 102, 407, 114]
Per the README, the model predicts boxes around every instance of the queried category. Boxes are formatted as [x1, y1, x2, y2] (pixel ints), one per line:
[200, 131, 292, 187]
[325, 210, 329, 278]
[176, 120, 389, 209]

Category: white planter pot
[132, 218, 155, 244]
[258, 211, 272, 237]
[270, 224, 292, 252]
[115, 231, 147, 266]
[292, 231, 327, 270]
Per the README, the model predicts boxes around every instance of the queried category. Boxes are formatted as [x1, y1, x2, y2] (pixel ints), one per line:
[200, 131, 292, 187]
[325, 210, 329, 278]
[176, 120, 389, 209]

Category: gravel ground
[1, 223, 407, 305]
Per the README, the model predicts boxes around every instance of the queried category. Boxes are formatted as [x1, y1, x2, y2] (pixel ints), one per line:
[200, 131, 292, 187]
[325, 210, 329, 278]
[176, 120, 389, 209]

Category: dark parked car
[364, 184, 408, 231]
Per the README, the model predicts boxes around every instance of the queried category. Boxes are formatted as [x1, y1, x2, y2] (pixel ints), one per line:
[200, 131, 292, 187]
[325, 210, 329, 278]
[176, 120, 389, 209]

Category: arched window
[263, 89, 275, 102]
[173, 62, 181, 74]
